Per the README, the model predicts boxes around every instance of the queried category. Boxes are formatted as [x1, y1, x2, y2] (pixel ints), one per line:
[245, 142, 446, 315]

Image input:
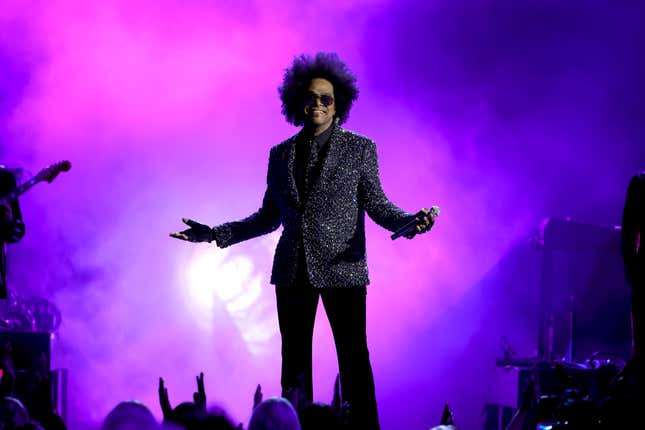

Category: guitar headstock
[35, 160, 72, 184]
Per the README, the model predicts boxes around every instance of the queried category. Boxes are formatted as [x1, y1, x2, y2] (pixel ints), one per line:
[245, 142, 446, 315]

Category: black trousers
[275, 282, 380, 430]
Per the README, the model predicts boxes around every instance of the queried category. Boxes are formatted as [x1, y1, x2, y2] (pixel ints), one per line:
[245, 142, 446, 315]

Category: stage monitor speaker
[0, 330, 52, 421]
[0, 331, 50, 372]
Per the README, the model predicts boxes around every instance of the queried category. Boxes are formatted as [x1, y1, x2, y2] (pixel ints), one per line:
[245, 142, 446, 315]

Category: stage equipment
[504, 362, 624, 430]
[482, 403, 514, 430]
[496, 217, 633, 429]
[536, 218, 631, 364]
[0, 161, 70, 421]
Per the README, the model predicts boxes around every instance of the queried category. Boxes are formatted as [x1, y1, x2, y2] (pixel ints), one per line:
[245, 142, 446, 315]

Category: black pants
[275, 283, 380, 430]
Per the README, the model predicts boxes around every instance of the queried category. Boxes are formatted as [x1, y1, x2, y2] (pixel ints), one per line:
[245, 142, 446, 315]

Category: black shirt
[294, 124, 334, 203]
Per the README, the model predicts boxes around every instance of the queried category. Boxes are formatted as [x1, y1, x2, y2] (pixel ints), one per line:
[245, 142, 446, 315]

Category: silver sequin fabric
[212, 125, 415, 288]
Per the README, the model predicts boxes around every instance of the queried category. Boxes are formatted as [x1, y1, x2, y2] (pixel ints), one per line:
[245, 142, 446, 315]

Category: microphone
[391, 206, 440, 240]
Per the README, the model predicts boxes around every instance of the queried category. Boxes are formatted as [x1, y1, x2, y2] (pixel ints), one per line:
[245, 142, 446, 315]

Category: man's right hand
[170, 218, 213, 243]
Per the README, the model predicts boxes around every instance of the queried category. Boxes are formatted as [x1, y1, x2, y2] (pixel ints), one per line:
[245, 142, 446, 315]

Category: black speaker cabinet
[0, 331, 50, 372]
[0, 330, 52, 421]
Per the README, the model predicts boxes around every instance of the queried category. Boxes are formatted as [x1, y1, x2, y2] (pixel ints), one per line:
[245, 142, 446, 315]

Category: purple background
[1, 1, 643, 429]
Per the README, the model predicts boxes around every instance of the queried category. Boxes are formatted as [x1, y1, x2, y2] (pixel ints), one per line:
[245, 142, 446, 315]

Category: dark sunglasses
[303, 93, 335, 107]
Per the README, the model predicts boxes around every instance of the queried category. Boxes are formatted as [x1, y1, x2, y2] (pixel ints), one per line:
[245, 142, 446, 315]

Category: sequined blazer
[213, 125, 414, 288]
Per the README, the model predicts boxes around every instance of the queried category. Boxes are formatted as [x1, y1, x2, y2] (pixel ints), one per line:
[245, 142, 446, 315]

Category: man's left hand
[405, 207, 436, 238]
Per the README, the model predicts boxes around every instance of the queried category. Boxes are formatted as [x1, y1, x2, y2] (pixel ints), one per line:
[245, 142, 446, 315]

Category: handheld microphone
[391, 206, 440, 240]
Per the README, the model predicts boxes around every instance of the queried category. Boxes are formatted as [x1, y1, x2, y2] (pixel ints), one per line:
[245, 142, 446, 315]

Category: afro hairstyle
[278, 52, 359, 127]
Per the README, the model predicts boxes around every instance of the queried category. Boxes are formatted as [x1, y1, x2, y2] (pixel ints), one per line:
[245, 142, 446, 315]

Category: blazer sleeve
[358, 139, 415, 232]
[212, 147, 282, 248]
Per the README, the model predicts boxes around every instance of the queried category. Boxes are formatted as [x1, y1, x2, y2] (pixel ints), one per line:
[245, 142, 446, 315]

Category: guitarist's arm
[0, 169, 25, 243]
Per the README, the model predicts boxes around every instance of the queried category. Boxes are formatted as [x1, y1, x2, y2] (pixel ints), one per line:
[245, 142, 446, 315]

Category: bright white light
[186, 248, 229, 311]
[226, 274, 262, 314]
[212, 255, 254, 302]
[184, 246, 278, 355]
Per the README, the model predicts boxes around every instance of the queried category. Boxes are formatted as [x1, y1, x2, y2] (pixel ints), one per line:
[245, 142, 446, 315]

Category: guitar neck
[0, 160, 71, 206]
[0, 176, 40, 206]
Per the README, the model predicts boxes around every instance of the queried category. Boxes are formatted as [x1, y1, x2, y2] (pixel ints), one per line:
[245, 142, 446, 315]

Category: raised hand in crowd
[157, 372, 239, 430]
[158, 377, 173, 420]
[328, 373, 350, 428]
[283, 374, 308, 413]
[193, 372, 206, 412]
[158, 373, 207, 419]
[253, 384, 263, 410]
[330, 374, 341, 412]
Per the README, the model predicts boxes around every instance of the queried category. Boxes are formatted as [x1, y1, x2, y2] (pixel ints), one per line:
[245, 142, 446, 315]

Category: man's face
[303, 78, 336, 129]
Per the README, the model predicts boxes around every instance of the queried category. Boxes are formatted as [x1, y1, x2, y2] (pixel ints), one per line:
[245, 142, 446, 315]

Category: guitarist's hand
[0, 204, 12, 224]
[0, 204, 24, 242]
[170, 218, 213, 243]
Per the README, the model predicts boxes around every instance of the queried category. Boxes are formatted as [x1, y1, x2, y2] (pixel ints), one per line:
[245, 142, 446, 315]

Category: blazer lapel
[284, 135, 301, 208]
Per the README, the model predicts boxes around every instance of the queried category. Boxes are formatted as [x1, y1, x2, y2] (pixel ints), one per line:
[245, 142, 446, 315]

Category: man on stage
[0, 166, 25, 300]
[171, 52, 436, 429]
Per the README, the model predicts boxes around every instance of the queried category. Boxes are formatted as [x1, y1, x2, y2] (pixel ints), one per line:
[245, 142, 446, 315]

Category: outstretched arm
[171, 148, 281, 246]
[212, 177, 281, 248]
[358, 139, 415, 232]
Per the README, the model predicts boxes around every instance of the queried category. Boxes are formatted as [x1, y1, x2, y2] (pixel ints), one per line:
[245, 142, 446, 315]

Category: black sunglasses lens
[320, 95, 334, 106]
[305, 94, 334, 107]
